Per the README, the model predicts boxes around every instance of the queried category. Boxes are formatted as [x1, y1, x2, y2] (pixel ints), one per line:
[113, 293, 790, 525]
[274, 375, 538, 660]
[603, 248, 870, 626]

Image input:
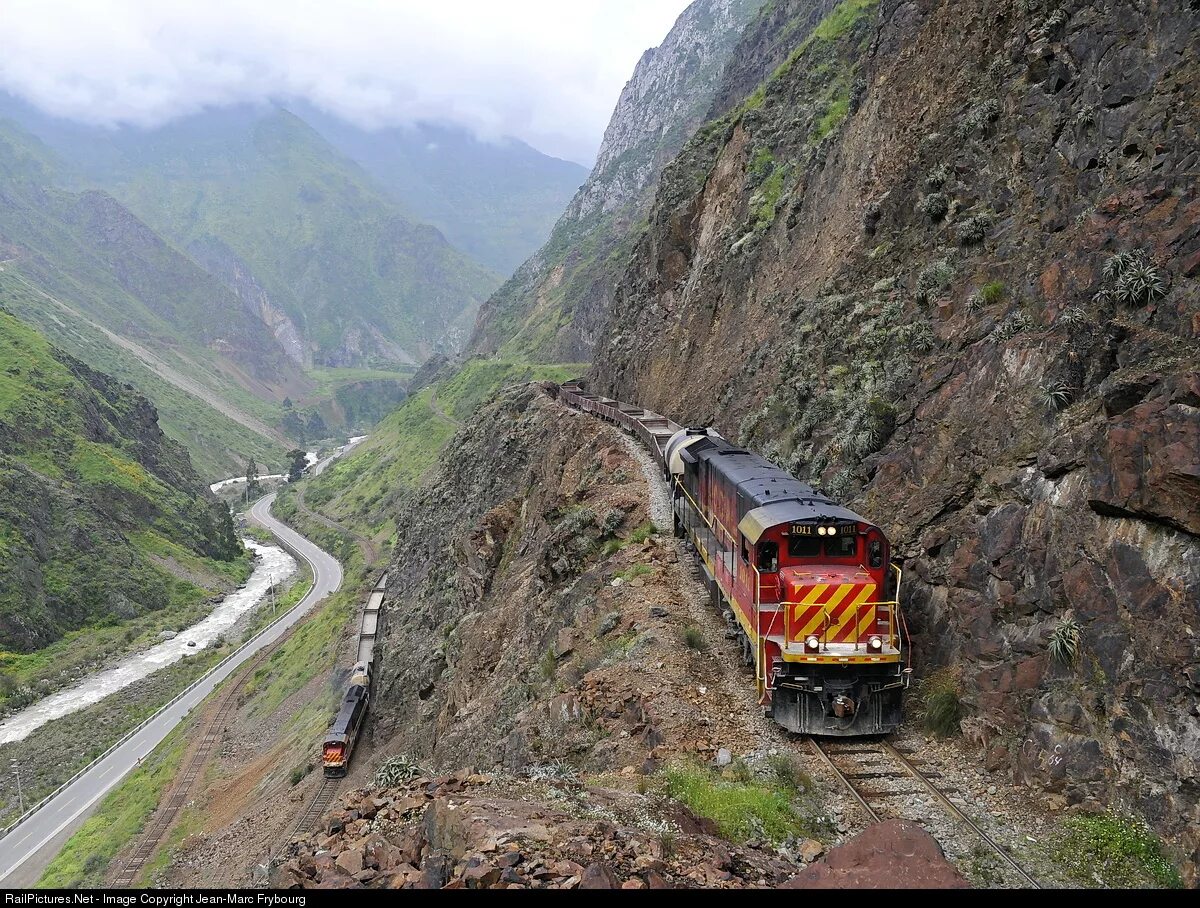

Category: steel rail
[881, 741, 1042, 889]
[807, 738, 881, 824]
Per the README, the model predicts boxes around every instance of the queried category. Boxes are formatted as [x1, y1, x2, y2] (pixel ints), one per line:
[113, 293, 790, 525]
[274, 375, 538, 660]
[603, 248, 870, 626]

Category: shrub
[629, 522, 657, 544]
[957, 98, 1001, 138]
[918, 192, 949, 220]
[1049, 615, 1081, 665]
[1052, 813, 1183, 888]
[374, 754, 424, 787]
[1114, 260, 1167, 306]
[768, 753, 813, 793]
[956, 213, 993, 245]
[925, 164, 950, 191]
[1057, 305, 1086, 328]
[288, 764, 308, 786]
[915, 259, 955, 302]
[683, 625, 708, 652]
[918, 667, 962, 736]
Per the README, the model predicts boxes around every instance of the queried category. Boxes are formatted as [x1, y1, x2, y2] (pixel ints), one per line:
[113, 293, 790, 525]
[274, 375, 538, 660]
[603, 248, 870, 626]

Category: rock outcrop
[468, 0, 765, 361]
[276, 772, 808, 890]
[589, 0, 1199, 875]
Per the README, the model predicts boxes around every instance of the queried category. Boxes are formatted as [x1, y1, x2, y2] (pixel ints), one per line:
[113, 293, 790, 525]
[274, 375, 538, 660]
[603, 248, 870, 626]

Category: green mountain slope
[0, 308, 242, 652]
[34, 106, 501, 367]
[295, 107, 587, 275]
[0, 121, 293, 478]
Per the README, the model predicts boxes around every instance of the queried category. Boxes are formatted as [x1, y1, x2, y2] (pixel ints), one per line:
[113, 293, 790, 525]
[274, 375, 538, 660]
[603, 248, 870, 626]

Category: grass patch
[979, 280, 1006, 305]
[239, 586, 356, 718]
[1052, 813, 1183, 888]
[37, 728, 188, 887]
[664, 764, 811, 844]
[682, 625, 708, 652]
[614, 563, 654, 583]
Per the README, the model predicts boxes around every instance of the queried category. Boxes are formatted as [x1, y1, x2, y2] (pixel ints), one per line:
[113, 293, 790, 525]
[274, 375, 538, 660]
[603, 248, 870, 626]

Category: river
[0, 540, 297, 745]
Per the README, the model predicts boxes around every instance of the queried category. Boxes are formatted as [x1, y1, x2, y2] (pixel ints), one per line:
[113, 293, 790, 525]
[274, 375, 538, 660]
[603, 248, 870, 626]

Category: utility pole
[269, 575, 276, 615]
[11, 760, 23, 814]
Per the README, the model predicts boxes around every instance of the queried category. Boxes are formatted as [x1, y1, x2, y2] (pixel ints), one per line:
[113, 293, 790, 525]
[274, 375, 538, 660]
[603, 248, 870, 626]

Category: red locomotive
[560, 383, 909, 736]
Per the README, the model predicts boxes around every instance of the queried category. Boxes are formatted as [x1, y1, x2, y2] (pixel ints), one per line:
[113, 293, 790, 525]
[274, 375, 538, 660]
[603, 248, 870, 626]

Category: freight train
[322, 574, 386, 777]
[559, 382, 910, 736]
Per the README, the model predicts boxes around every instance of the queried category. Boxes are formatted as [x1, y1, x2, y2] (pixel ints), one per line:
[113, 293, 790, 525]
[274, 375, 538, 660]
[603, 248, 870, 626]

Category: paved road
[0, 493, 342, 885]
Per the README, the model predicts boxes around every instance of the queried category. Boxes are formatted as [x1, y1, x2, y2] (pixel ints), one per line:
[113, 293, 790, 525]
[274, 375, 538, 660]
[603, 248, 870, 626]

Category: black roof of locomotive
[681, 435, 870, 526]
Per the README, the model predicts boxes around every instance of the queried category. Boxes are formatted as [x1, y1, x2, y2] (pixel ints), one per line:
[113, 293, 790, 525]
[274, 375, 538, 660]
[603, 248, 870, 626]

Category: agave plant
[1049, 616, 1081, 666]
[1039, 379, 1074, 413]
[1057, 305, 1087, 328]
[374, 754, 425, 787]
[1114, 259, 1167, 306]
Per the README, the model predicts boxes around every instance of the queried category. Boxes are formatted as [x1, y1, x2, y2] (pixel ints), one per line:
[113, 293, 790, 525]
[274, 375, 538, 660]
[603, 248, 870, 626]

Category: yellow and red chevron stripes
[787, 581, 878, 643]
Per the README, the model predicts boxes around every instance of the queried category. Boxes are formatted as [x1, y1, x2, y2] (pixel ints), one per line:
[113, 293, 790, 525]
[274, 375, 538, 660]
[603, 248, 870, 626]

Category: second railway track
[807, 737, 1042, 888]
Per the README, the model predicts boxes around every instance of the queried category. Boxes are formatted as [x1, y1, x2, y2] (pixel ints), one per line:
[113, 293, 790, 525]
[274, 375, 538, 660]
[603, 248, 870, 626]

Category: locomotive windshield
[787, 534, 860, 559]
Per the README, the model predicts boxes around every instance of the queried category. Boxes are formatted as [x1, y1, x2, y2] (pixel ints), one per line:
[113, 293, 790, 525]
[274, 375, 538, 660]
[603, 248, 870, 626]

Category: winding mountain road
[0, 493, 341, 885]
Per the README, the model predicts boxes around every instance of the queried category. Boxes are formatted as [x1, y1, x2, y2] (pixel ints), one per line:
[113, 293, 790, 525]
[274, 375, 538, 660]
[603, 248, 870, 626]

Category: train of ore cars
[560, 381, 911, 736]
[322, 574, 385, 776]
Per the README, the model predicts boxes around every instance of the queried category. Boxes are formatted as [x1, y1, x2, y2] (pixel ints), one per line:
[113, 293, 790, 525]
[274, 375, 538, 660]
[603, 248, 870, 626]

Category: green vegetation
[37, 728, 188, 887]
[682, 625, 709, 652]
[602, 521, 658, 556]
[615, 563, 654, 583]
[1039, 379, 1074, 415]
[979, 280, 1006, 305]
[917, 667, 963, 736]
[304, 360, 586, 542]
[812, 88, 851, 141]
[0, 308, 242, 656]
[1052, 813, 1183, 888]
[664, 763, 813, 844]
[239, 587, 356, 717]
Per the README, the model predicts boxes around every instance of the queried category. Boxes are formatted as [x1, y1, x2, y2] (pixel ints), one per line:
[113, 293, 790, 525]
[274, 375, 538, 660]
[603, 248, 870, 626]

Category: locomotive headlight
[868, 635, 883, 651]
[805, 635, 820, 652]
[817, 526, 827, 536]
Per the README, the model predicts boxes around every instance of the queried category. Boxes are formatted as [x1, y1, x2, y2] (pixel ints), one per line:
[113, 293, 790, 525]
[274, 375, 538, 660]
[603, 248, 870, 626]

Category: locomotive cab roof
[682, 435, 874, 542]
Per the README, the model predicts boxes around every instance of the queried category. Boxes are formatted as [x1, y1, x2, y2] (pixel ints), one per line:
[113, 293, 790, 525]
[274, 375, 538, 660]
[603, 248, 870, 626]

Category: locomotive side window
[824, 535, 857, 558]
[868, 538, 883, 568]
[758, 541, 778, 572]
[788, 535, 821, 557]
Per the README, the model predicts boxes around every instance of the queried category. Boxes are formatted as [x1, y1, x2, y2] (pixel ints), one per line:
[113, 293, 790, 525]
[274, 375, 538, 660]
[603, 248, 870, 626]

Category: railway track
[807, 737, 1042, 888]
[111, 647, 273, 887]
[292, 778, 342, 837]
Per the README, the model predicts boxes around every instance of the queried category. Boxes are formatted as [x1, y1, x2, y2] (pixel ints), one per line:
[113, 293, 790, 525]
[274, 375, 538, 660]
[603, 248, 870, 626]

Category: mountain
[0, 120, 293, 479]
[591, 0, 1199, 871]
[468, 0, 765, 361]
[0, 98, 501, 368]
[295, 107, 587, 276]
[0, 308, 241, 653]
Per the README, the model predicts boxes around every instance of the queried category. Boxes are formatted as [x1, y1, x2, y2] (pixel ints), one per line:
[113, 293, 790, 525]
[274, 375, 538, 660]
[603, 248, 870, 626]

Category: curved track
[808, 737, 1041, 888]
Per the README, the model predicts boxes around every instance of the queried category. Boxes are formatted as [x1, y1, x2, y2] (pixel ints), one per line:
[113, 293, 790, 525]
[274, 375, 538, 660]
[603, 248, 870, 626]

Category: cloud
[0, 0, 692, 164]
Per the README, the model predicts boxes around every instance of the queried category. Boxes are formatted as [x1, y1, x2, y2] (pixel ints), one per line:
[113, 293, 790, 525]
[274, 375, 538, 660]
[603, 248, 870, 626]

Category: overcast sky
[0, 0, 693, 164]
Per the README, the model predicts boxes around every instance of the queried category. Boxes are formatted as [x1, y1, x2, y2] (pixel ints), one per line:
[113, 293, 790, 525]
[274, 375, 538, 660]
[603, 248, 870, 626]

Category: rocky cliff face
[591, 0, 1199, 873]
[468, 0, 764, 361]
[372, 384, 781, 776]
